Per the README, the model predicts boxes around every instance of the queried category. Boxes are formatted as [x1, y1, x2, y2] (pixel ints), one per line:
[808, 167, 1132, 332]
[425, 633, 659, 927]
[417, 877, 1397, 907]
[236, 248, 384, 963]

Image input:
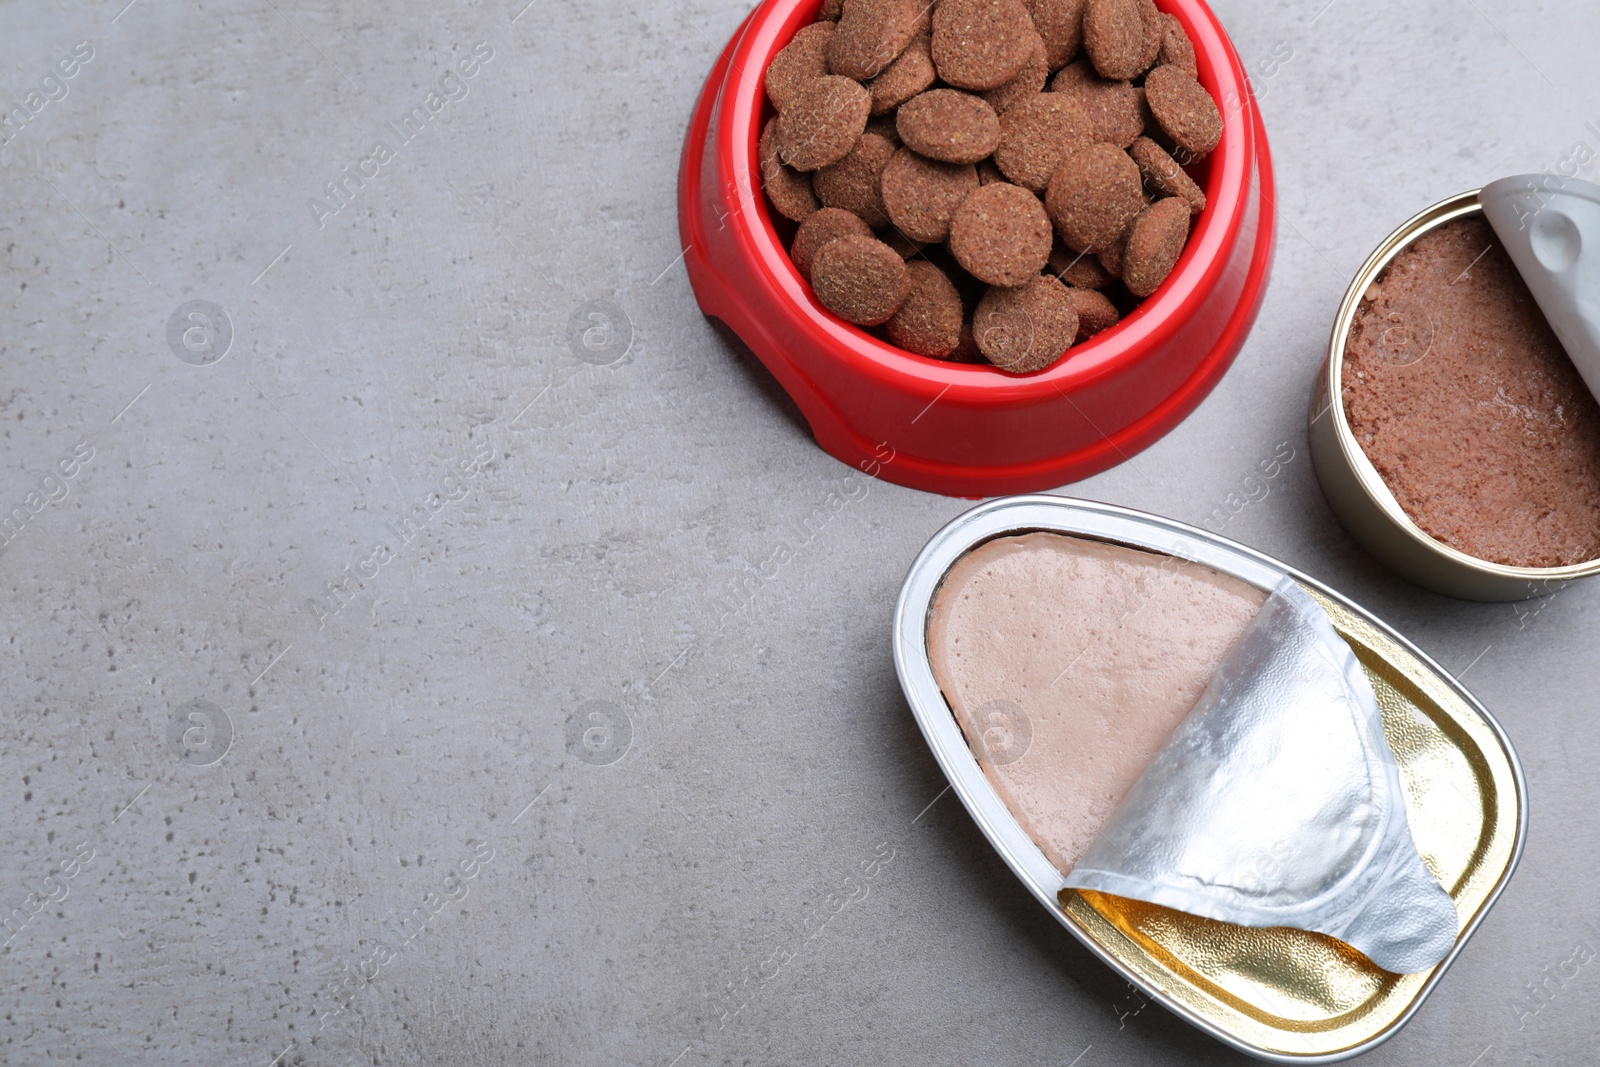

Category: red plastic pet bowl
[678, 0, 1276, 497]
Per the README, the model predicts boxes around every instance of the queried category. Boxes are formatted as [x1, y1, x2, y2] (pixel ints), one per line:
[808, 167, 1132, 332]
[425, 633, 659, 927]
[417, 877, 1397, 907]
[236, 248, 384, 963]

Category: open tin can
[1309, 190, 1600, 601]
[893, 496, 1526, 1062]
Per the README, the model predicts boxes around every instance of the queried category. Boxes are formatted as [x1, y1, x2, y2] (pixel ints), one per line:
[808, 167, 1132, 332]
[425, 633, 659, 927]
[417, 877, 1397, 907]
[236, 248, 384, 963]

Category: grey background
[1, 0, 1596, 1064]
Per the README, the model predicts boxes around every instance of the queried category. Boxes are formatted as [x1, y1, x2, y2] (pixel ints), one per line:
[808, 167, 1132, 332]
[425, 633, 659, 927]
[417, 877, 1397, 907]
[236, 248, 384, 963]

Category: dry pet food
[974, 274, 1080, 372]
[994, 93, 1093, 191]
[982, 36, 1049, 114]
[760, 0, 1221, 374]
[1027, 0, 1086, 68]
[896, 88, 1003, 163]
[791, 206, 875, 280]
[1064, 284, 1120, 340]
[1051, 60, 1143, 147]
[776, 75, 872, 170]
[828, 0, 924, 80]
[1049, 241, 1115, 288]
[766, 23, 836, 112]
[1044, 142, 1144, 253]
[1082, 0, 1149, 80]
[811, 234, 912, 325]
[1156, 11, 1197, 75]
[1121, 195, 1190, 297]
[1144, 62, 1221, 157]
[1128, 135, 1204, 213]
[882, 147, 981, 242]
[759, 116, 820, 221]
[814, 132, 897, 227]
[948, 181, 1054, 286]
[932, 0, 1039, 90]
[888, 260, 967, 356]
[869, 33, 937, 113]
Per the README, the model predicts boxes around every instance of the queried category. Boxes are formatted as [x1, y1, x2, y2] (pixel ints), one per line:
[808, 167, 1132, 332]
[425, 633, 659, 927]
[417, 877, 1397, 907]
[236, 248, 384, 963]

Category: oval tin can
[893, 495, 1526, 1062]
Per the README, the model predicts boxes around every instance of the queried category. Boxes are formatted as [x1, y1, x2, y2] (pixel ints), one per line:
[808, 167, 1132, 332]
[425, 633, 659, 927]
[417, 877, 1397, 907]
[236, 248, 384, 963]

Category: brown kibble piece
[1045, 143, 1144, 252]
[974, 274, 1080, 373]
[1128, 136, 1205, 214]
[1133, 84, 1155, 134]
[949, 321, 983, 362]
[1145, 64, 1222, 158]
[881, 148, 981, 243]
[1122, 195, 1190, 296]
[1064, 285, 1120, 342]
[764, 0, 1215, 363]
[1157, 12, 1198, 77]
[888, 261, 966, 357]
[883, 227, 924, 258]
[1133, 0, 1163, 75]
[931, 0, 1038, 91]
[868, 34, 936, 114]
[1047, 56, 1094, 92]
[811, 235, 912, 325]
[828, 0, 922, 80]
[1090, 83, 1143, 146]
[790, 207, 874, 280]
[1082, 0, 1146, 80]
[896, 89, 1002, 164]
[1051, 60, 1142, 147]
[766, 23, 836, 112]
[994, 93, 1093, 192]
[813, 133, 896, 228]
[1027, 0, 1085, 69]
[865, 113, 901, 145]
[778, 75, 871, 171]
[1097, 232, 1125, 276]
[936, 250, 989, 313]
[760, 117, 820, 221]
[982, 33, 1048, 116]
[948, 182, 1053, 286]
[1049, 242, 1115, 288]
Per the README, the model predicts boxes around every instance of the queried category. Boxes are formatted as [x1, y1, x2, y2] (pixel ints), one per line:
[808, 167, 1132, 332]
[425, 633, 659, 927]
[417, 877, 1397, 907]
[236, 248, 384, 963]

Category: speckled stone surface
[1, 1, 1598, 1065]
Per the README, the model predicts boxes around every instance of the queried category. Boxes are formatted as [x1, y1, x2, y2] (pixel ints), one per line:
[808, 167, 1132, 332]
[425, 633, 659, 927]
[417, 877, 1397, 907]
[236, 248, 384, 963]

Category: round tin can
[1309, 190, 1600, 601]
[678, 0, 1276, 498]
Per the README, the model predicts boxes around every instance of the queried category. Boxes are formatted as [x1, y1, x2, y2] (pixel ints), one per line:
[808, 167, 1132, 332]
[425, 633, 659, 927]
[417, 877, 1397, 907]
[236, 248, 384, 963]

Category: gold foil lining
[1054, 586, 1521, 1058]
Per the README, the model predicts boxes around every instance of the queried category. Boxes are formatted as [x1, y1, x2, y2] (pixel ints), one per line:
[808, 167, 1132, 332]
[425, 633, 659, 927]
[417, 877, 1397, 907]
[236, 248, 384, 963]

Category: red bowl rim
[715, 0, 1257, 400]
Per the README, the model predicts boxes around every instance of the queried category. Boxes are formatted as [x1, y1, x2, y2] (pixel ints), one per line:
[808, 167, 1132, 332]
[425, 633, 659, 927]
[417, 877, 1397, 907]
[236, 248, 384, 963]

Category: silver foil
[1063, 580, 1459, 974]
[1481, 175, 1600, 407]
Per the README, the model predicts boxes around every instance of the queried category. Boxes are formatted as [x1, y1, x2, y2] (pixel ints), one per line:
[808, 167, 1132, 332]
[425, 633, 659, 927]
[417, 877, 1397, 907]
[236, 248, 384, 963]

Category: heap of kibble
[760, 0, 1220, 373]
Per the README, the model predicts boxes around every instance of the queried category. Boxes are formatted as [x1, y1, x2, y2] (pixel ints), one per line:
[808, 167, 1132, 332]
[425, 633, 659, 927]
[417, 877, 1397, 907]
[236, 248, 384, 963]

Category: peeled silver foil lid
[1063, 580, 1459, 974]
[1481, 174, 1600, 407]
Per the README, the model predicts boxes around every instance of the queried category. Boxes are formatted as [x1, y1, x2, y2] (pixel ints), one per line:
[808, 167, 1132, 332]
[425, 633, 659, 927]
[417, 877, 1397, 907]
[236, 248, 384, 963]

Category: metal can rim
[1320, 189, 1600, 592]
[893, 495, 1527, 1062]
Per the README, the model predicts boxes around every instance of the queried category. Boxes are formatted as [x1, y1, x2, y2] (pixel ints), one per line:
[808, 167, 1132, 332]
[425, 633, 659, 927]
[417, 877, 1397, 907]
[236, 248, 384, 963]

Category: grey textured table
[2, 1, 1597, 1064]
